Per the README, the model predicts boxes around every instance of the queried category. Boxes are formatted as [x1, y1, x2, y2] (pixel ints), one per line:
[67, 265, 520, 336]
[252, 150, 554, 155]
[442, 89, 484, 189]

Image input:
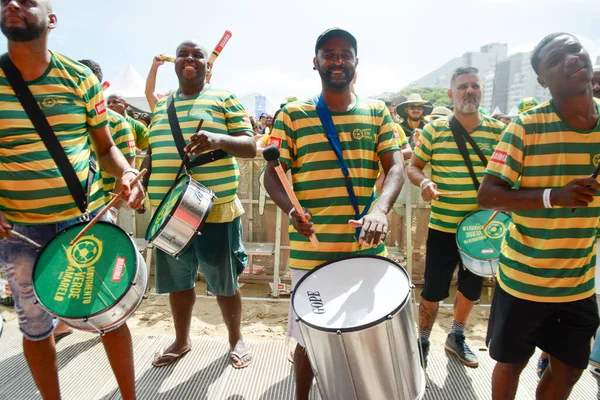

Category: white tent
[507, 106, 519, 117]
[104, 65, 152, 113]
[492, 106, 503, 115]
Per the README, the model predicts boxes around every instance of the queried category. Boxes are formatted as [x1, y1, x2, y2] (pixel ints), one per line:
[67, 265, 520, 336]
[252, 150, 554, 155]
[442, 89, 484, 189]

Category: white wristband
[420, 179, 432, 190]
[543, 188, 553, 209]
[288, 207, 296, 218]
[122, 168, 139, 178]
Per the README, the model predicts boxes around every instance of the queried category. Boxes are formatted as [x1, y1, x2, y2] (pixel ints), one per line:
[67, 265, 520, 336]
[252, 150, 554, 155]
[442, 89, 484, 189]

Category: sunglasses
[408, 105, 425, 110]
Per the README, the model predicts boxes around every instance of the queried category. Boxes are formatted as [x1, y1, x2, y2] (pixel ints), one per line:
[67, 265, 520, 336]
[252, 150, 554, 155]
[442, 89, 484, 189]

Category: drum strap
[0, 53, 96, 214]
[313, 93, 375, 238]
[448, 114, 488, 190]
[166, 94, 228, 169]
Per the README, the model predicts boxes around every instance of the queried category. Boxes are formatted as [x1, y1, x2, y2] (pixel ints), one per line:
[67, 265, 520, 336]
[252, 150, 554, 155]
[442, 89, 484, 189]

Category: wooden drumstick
[482, 211, 499, 230]
[70, 169, 147, 245]
[8, 229, 42, 248]
[263, 146, 319, 248]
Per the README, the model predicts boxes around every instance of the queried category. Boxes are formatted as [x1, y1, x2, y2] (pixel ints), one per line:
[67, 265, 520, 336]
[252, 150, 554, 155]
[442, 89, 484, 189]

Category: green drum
[33, 221, 147, 334]
[456, 210, 511, 278]
[146, 175, 215, 258]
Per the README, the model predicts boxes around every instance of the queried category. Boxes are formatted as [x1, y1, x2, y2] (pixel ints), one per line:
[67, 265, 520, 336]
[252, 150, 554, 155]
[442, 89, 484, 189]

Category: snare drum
[146, 174, 215, 258]
[292, 255, 425, 400]
[456, 210, 511, 278]
[32, 222, 147, 334]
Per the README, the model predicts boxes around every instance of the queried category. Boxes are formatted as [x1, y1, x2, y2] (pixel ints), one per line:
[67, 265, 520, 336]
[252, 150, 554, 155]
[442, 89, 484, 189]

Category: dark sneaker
[589, 363, 600, 378]
[445, 333, 479, 368]
[417, 338, 430, 369]
[537, 358, 549, 379]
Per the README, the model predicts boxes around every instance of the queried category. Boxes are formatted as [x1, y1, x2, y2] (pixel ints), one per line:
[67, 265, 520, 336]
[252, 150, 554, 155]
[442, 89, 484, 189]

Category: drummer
[478, 33, 600, 399]
[407, 67, 504, 368]
[142, 39, 256, 369]
[263, 28, 404, 399]
[0, 1, 144, 399]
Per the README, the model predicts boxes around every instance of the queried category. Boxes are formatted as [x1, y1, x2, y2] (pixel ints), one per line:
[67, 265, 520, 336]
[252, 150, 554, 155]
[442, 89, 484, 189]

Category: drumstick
[436, 191, 463, 197]
[482, 211, 499, 230]
[263, 146, 319, 248]
[206, 30, 232, 84]
[70, 169, 147, 245]
[572, 162, 600, 213]
[8, 229, 42, 248]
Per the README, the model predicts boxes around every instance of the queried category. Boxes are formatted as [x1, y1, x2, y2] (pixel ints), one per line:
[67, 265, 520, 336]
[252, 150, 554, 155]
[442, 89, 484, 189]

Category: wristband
[420, 179, 432, 190]
[122, 168, 140, 178]
[288, 207, 296, 218]
[543, 188, 553, 209]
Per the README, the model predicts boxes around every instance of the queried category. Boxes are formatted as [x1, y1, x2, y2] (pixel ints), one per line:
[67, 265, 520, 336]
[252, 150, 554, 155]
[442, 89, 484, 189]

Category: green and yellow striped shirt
[148, 85, 252, 223]
[271, 97, 400, 270]
[485, 99, 600, 303]
[126, 115, 149, 151]
[413, 115, 504, 233]
[101, 110, 136, 201]
[0, 51, 108, 224]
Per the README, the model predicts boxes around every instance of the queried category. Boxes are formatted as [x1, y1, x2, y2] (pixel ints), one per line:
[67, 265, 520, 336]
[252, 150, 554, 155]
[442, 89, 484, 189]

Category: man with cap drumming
[264, 28, 404, 399]
[396, 93, 433, 148]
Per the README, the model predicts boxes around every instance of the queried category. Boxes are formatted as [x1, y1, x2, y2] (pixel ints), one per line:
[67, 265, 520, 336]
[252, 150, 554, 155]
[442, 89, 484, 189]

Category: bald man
[143, 39, 256, 369]
[0, 0, 142, 398]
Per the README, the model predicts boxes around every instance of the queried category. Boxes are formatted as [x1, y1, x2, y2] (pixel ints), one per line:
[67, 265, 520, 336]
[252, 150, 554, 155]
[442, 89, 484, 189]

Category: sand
[0, 280, 490, 349]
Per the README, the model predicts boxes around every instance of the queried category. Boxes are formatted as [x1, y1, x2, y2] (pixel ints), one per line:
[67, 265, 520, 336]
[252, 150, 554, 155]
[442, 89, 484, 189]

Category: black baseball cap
[315, 28, 357, 55]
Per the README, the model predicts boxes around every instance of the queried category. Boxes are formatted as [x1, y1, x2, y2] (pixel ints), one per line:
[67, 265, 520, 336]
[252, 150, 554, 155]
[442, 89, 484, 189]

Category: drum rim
[291, 254, 411, 334]
[456, 210, 510, 261]
[32, 221, 141, 319]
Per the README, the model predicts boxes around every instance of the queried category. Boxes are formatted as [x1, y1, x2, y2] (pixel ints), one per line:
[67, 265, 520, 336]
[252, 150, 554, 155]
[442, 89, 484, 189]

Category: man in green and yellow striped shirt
[408, 66, 505, 369]
[0, 1, 144, 398]
[479, 33, 600, 399]
[264, 28, 404, 400]
[144, 39, 256, 370]
[107, 93, 149, 151]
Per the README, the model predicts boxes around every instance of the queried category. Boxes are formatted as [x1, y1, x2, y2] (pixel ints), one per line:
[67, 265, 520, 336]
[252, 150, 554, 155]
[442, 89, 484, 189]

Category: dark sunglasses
[408, 105, 425, 110]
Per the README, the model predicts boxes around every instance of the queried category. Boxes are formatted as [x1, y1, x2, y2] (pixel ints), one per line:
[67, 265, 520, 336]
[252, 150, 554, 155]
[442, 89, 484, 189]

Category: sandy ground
[1, 279, 490, 349]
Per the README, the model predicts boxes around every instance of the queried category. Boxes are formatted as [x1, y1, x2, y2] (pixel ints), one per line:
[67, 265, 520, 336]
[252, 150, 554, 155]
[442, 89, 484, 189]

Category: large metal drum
[146, 174, 215, 258]
[32, 222, 147, 334]
[292, 255, 425, 400]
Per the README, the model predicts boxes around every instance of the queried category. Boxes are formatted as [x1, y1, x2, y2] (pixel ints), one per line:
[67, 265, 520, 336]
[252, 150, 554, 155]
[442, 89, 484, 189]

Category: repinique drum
[292, 255, 425, 400]
[456, 210, 511, 278]
[146, 174, 215, 258]
[32, 222, 147, 334]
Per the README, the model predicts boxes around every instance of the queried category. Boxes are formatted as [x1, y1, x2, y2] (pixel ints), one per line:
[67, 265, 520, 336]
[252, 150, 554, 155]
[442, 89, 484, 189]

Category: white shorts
[287, 268, 310, 348]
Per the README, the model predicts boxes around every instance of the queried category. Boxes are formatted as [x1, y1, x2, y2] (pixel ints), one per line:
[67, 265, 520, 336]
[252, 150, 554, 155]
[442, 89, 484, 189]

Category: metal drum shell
[33, 224, 148, 334]
[293, 256, 425, 400]
[148, 178, 214, 258]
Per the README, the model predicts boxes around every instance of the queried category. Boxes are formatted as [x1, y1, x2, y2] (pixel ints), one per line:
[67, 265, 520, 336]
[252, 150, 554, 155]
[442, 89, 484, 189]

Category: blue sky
[1, 0, 599, 108]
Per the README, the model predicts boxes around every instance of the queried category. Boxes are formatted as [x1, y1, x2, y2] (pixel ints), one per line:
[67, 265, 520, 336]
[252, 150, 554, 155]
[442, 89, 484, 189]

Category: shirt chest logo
[592, 154, 600, 167]
[40, 97, 72, 109]
[352, 128, 372, 141]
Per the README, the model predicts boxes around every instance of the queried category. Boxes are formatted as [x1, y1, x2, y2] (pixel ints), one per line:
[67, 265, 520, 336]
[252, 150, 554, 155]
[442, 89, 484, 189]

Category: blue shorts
[0, 211, 107, 341]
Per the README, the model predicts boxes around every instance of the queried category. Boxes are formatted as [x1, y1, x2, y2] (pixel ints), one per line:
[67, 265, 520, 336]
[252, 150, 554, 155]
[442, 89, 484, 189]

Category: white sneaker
[589, 364, 600, 377]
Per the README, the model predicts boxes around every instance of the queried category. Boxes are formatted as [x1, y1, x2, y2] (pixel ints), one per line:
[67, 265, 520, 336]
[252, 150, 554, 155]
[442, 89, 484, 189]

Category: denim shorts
[0, 210, 107, 341]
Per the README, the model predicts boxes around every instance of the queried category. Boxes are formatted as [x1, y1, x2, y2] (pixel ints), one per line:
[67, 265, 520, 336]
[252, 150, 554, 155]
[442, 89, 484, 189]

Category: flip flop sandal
[230, 350, 252, 369]
[152, 347, 191, 368]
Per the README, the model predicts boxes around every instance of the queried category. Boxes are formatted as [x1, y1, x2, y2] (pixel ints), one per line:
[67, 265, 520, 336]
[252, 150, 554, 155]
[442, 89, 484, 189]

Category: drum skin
[32, 222, 147, 334]
[292, 255, 425, 400]
[146, 175, 214, 258]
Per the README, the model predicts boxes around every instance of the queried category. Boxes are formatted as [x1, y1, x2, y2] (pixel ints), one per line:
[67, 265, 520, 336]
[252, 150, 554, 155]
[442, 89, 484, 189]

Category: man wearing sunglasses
[396, 93, 433, 148]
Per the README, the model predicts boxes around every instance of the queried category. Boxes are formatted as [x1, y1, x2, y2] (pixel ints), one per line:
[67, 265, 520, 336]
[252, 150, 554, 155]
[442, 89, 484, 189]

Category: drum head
[292, 255, 411, 333]
[33, 222, 137, 319]
[456, 210, 510, 261]
[146, 175, 189, 240]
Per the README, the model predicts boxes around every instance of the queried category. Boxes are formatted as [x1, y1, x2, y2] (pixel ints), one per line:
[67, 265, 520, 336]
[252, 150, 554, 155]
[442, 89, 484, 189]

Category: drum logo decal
[68, 236, 103, 268]
[307, 291, 325, 314]
[112, 257, 126, 282]
[485, 222, 506, 239]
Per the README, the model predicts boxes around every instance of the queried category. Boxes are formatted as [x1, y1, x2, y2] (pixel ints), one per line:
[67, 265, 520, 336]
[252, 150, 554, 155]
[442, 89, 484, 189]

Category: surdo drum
[292, 255, 425, 400]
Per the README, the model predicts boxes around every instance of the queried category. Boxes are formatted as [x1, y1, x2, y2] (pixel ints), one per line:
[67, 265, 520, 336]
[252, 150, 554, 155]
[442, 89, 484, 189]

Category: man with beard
[144, 39, 256, 369]
[408, 67, 505, 369]
[107, 93, 149, 153]
[478, 33, 600, 399]
[396, 93, 433, 148]
[264, 28, 404, 399]
[0, 0, 144, 398]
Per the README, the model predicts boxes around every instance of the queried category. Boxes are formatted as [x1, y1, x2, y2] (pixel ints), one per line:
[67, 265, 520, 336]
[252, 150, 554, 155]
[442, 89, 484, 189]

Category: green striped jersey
[126, 115, 149, 150]
[148, 85, 252, 223]
[101, 109, 136, 200]
[485, 99, 600, 303]
[413, 115, 504, 233]
[271, 96, 400, 270]
[0, 51, 108, 224]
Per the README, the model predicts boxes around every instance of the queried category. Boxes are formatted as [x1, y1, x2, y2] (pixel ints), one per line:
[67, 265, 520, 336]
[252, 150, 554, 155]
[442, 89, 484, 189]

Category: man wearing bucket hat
[264, 27, 403, 399]
[408, 66, 505, 369]
[396, 93, 433, 148]
[479, 33, 600, 399]
[424, 106, 452, 123]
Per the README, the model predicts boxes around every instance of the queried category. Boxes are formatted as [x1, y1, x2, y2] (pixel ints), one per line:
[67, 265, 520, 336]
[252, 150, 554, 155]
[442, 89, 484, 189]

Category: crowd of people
[1, 1, 600, 400]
